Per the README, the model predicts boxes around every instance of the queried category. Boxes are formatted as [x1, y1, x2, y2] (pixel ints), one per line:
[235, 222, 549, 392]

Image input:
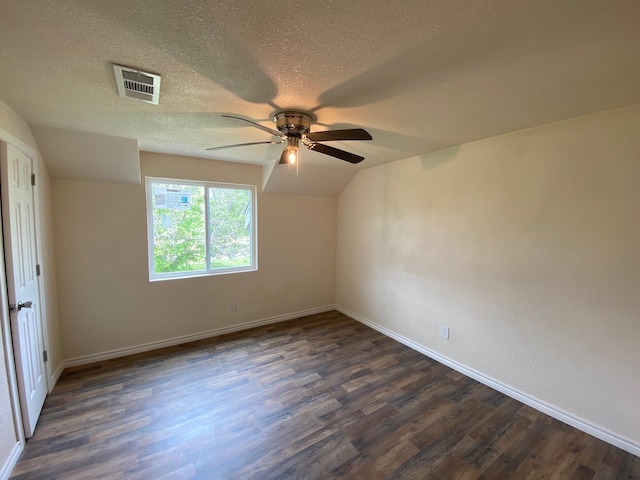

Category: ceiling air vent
[112, 64, 161, 105]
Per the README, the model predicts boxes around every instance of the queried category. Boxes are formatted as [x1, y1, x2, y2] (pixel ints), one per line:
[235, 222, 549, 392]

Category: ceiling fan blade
[278, 149, 289, 164]
[206, 140, 283, 151]
[221, 114, 285, 138]
[305, 128, 372, 142]
[307, 143, 364, 164]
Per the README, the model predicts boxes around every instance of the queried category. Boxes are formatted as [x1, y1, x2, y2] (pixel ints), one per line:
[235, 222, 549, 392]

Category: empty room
[0, 1, 639, 478]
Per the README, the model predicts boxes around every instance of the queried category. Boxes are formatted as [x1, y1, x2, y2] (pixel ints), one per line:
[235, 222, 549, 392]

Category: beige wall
[0, 242, 17, 476]
[0, 100, 64, 379]
[0, 99, 63, 474]
[53, 152, 336, 359]
[0, 100, 22, 479]
[336, 104, 640, 449]
[36, 156, 64, 376]
[0, 101, 37, 148]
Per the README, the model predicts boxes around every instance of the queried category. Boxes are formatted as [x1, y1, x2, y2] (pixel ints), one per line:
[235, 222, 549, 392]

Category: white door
[0, 142, 47, 437]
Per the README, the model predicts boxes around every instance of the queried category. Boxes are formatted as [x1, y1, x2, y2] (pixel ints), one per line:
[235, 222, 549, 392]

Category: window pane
[208, 187, 252, 269]
[151, 182, 205, 274]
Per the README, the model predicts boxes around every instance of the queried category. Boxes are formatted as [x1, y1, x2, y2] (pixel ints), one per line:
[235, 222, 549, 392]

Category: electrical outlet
[228, 303, 236, 313]
[441, 326, 450, 339]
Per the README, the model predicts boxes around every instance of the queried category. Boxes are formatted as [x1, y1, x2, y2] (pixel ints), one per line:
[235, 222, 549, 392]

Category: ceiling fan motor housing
[274, 110, 313, 138]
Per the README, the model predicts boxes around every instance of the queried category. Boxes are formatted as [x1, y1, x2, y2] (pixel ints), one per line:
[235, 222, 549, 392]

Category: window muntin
[146, 177, 257, 280]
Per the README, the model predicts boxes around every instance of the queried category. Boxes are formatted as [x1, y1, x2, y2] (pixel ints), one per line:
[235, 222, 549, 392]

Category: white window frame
[145, 176, 257, 281]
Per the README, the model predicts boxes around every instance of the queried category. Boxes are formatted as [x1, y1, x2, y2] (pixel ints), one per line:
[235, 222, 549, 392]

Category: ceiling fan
[207, 110, 372, 165]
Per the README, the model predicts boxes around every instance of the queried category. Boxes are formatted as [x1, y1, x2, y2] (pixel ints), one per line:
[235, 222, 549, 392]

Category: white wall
[53, 152, 336, 359]
[336, 104, 640, 451]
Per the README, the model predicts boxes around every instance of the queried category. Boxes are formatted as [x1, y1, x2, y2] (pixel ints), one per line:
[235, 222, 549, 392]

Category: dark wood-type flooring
[10, 311, 639, 479]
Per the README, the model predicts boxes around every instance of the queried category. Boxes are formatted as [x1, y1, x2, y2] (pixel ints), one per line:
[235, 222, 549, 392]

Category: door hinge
[31, 173, 36, 186]
[43, 350, 48, 363]
[36, 264, 41, 276]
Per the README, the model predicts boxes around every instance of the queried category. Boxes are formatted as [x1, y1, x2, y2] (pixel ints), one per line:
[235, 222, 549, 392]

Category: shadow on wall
[418, 145, 462, 172]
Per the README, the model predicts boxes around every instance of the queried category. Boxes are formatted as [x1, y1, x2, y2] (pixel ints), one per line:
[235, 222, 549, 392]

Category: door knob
[9, 301, 33, 312]
[18, 301, 33, 311]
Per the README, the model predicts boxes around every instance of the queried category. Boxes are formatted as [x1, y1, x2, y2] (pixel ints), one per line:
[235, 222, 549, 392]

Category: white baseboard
[0, 442, 22, 480]
[64, 305, 335, 369]
[336, 305, 640, 458]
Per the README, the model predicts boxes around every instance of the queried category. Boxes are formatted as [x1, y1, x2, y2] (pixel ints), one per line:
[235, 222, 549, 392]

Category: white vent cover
[112, 64, 161, 105]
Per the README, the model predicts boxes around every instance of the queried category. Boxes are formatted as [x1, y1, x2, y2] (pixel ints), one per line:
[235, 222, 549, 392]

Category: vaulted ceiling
[1, 0, 639, 194]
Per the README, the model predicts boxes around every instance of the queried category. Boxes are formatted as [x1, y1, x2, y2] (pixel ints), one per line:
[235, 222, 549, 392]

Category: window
[146, 177, 257, 280]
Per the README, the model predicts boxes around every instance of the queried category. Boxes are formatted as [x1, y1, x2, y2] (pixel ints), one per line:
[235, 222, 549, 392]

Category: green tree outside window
[147, 178, 256, 279]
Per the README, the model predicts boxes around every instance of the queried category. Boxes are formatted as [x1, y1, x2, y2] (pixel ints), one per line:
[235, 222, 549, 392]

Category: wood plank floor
[10, 311, 639, 479]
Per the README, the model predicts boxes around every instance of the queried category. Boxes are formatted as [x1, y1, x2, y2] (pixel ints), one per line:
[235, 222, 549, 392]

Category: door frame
[0, 127, 53, 447]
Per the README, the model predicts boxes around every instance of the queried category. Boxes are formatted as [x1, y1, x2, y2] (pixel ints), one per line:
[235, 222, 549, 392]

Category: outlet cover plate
[441, 326, 450, 339]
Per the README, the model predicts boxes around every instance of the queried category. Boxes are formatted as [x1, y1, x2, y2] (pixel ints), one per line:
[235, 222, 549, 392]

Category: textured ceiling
[1, 0, 639, 194]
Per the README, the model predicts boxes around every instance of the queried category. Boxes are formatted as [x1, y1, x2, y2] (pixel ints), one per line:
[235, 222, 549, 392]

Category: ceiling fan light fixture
[286, 136, 300, 164]
[287, 147, 298, 164]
